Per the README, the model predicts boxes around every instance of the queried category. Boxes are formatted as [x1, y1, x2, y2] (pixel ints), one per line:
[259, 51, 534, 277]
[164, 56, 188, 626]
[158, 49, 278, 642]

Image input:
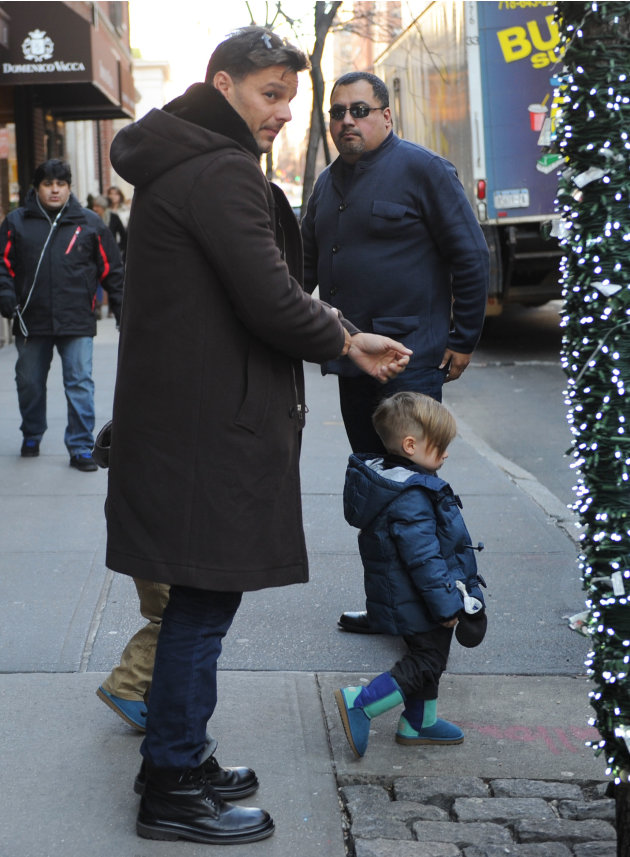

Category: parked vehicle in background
[376, 1, 563, 315]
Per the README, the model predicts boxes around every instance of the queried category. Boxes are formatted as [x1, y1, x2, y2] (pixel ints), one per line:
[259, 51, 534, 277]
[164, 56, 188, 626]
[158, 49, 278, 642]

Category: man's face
[37, 178, 70, 210]
[329, 81, 392, 163]
[213, 64, 298, 154]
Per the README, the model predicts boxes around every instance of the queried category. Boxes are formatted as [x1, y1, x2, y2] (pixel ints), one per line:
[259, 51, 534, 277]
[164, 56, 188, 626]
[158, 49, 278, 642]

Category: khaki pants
[101, 578, 170, 702]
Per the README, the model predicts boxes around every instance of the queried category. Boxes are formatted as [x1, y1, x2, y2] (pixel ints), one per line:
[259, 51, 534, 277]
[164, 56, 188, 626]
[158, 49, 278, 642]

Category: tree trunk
[300, 1, 341, 215]
[615, 783, 630, 857]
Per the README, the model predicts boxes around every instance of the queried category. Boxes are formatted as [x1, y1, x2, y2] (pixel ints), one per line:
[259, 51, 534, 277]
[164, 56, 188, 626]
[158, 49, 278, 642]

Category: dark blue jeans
[338, 367, 446, 455]
[141, 585, 242, 769]
[14, 334, 95, 455]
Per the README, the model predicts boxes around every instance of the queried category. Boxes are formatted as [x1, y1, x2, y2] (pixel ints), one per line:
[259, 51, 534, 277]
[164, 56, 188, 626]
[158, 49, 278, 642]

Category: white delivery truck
[376, 1, 564, 314]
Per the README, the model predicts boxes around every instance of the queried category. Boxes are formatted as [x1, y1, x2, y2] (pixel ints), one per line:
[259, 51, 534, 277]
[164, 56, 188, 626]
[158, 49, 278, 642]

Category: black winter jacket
[0, 189, 123, 337]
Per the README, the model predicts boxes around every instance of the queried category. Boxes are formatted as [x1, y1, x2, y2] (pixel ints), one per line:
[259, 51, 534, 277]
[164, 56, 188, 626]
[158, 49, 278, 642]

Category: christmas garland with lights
[555, 1, 630, 782]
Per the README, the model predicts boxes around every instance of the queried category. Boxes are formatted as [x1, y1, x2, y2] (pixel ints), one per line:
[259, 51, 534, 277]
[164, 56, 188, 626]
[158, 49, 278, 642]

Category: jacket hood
[344, 452, 447, 531]
[110, 83, 260, 189]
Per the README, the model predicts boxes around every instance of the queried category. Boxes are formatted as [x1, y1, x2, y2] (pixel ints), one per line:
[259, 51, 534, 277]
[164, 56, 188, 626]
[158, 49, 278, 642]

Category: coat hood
[344, 453, 447, 531]
[110, 83, 260, 189]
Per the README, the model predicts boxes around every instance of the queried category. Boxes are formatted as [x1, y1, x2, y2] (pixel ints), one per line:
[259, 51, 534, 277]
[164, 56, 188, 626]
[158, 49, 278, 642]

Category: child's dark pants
[390, 625, 453, 700]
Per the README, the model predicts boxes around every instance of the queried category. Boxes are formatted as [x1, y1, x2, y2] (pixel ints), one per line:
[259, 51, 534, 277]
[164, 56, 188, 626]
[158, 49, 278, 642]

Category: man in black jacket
[0, 159, 123, 470]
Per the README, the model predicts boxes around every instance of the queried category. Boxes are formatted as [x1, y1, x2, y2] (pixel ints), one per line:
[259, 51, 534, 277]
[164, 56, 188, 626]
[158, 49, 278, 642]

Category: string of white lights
[556, 0, 630, 783]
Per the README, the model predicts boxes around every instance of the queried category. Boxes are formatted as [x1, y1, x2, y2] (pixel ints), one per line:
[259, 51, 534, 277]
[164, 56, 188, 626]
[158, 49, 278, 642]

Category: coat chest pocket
[369, 200, 417, 237]
[372, 315, 420, 350]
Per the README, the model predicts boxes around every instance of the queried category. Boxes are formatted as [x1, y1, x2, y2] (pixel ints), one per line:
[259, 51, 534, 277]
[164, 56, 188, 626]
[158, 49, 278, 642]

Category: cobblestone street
[342, 777, 616, 856]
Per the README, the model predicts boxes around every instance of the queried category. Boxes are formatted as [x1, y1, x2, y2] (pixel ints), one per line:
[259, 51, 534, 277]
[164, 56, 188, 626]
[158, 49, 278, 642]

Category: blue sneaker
[21, 439, 40, 457]
[96, 686, 148, 731]
[70, 453, 98, 472]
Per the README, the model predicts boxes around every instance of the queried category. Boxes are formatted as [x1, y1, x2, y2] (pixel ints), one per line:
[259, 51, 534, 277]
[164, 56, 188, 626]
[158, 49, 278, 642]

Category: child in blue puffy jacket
[335, 391, 487, 758]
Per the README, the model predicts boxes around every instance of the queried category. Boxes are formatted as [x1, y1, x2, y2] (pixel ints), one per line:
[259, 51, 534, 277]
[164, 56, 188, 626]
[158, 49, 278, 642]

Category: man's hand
[0, 293, 17, 319]
[440, 348, 472, 382]
[347, 332, 412, 383]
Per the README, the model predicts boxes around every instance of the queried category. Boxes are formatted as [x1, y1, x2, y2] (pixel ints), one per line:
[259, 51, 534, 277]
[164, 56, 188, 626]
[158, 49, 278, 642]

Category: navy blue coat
[302, 133, 489, 383]
[344, 453, 485, 635]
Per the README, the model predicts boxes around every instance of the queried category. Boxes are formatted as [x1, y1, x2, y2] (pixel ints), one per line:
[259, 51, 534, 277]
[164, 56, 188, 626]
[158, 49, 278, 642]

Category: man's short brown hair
[205, 26, 309, 83]
[372, 391, 457, 456]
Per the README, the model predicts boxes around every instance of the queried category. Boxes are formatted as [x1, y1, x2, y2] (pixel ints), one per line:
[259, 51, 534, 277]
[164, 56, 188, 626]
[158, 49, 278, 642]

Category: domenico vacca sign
[3, 28, 86, 74]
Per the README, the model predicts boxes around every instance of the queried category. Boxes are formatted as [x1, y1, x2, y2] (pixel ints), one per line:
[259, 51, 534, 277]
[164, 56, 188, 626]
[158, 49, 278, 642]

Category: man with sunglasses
[301, 71, 489, 635]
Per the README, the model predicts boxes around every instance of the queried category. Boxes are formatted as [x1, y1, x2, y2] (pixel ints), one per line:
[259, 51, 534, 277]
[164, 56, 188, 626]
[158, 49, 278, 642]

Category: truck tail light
[476, 180, 487, 200]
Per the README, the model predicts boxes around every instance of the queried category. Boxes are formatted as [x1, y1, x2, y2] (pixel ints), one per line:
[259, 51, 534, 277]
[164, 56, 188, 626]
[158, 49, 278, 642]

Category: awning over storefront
[0, 2, 134, 119]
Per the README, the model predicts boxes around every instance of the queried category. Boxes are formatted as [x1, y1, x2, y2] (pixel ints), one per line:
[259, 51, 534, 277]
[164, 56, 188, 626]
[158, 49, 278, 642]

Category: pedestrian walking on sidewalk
[105, 25, 411, 846]
[0, 159, 123, 470]
[336, 391, 487, 758]
[301, 72, 489, 635]
[96, 579, 170, 732]
[91, 194, 127, 260]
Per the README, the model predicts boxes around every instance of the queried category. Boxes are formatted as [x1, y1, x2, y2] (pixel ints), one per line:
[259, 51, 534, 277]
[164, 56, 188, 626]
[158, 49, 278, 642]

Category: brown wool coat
[105, 85, 346, 592]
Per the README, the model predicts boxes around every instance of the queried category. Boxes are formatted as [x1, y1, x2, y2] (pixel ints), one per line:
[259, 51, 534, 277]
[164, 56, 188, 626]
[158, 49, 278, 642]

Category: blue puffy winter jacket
[343, 453, 485, 635]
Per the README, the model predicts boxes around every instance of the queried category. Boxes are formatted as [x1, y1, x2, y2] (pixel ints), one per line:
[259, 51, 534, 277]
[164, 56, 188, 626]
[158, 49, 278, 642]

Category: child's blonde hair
[372, 391, 457, 456]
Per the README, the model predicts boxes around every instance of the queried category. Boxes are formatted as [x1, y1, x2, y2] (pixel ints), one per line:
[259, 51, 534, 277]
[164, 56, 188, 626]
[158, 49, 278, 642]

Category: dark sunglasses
[329, 103, 385, 121]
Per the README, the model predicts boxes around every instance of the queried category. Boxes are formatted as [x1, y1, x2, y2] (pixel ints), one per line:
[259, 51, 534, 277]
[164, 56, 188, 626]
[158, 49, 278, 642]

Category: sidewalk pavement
[0, 317, 613, 856]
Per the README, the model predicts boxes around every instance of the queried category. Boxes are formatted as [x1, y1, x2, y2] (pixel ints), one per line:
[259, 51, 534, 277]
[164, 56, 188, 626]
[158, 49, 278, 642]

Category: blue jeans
[15, 335, 95, 455]
[141, 586, 242, 769]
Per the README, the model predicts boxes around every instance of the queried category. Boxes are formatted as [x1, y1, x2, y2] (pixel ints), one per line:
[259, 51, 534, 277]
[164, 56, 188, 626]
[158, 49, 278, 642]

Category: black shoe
[134, 752, 259, 800]
[69, 453, 98, 472]
[338, 610, 380, 634]
[137, 763, 274, 844]
[20, 439, 40, 457]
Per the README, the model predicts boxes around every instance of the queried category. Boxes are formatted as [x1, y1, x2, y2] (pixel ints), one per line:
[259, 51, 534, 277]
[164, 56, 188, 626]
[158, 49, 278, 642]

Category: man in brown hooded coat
[105, 26, 410, 845]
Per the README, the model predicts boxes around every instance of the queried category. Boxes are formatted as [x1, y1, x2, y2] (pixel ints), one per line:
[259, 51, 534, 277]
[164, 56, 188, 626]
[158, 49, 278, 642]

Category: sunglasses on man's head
[329, 104, 385, 121]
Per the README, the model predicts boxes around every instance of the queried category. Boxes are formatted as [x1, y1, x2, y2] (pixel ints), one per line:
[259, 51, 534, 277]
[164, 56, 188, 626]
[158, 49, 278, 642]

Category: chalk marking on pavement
[459, 722, 597, 755]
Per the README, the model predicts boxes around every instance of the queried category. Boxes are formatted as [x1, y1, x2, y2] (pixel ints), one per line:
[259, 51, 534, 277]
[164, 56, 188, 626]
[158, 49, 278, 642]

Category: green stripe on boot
[395, 698, 464, 745]
[335, 672, 404, 758]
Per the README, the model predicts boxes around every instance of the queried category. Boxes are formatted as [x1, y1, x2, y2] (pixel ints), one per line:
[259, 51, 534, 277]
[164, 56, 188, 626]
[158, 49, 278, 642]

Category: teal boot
[395, 697, 464, 746]
[334, 672, 404, 758]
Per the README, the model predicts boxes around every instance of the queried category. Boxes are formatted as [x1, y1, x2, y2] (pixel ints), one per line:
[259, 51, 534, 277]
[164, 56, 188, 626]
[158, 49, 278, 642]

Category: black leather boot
[337, 610, 380, 634]
[134, 751, 258, 799]
[137, 762, 274, 843]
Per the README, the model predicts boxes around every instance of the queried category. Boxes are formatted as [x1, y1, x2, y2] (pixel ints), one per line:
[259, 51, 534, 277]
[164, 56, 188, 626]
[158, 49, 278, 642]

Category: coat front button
[330, 287, 337, 296]
[332, 245, 339, 253]
[338, 203, 347, 212]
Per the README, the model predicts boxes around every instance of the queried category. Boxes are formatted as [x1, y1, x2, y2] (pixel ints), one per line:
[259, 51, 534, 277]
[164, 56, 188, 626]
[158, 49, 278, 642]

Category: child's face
[404, 435, 449, 471]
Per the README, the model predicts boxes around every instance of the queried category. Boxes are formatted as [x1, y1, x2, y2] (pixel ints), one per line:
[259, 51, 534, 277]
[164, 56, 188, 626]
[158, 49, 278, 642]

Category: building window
[0, 8, 8, 49]
[109, 2, 123, 34]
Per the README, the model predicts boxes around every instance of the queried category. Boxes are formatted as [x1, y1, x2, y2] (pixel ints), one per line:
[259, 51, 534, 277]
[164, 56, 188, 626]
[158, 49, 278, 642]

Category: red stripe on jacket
[3, 229, 15, 277]
[97, 234, 110, 282]
[65, 226, 81, 254]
